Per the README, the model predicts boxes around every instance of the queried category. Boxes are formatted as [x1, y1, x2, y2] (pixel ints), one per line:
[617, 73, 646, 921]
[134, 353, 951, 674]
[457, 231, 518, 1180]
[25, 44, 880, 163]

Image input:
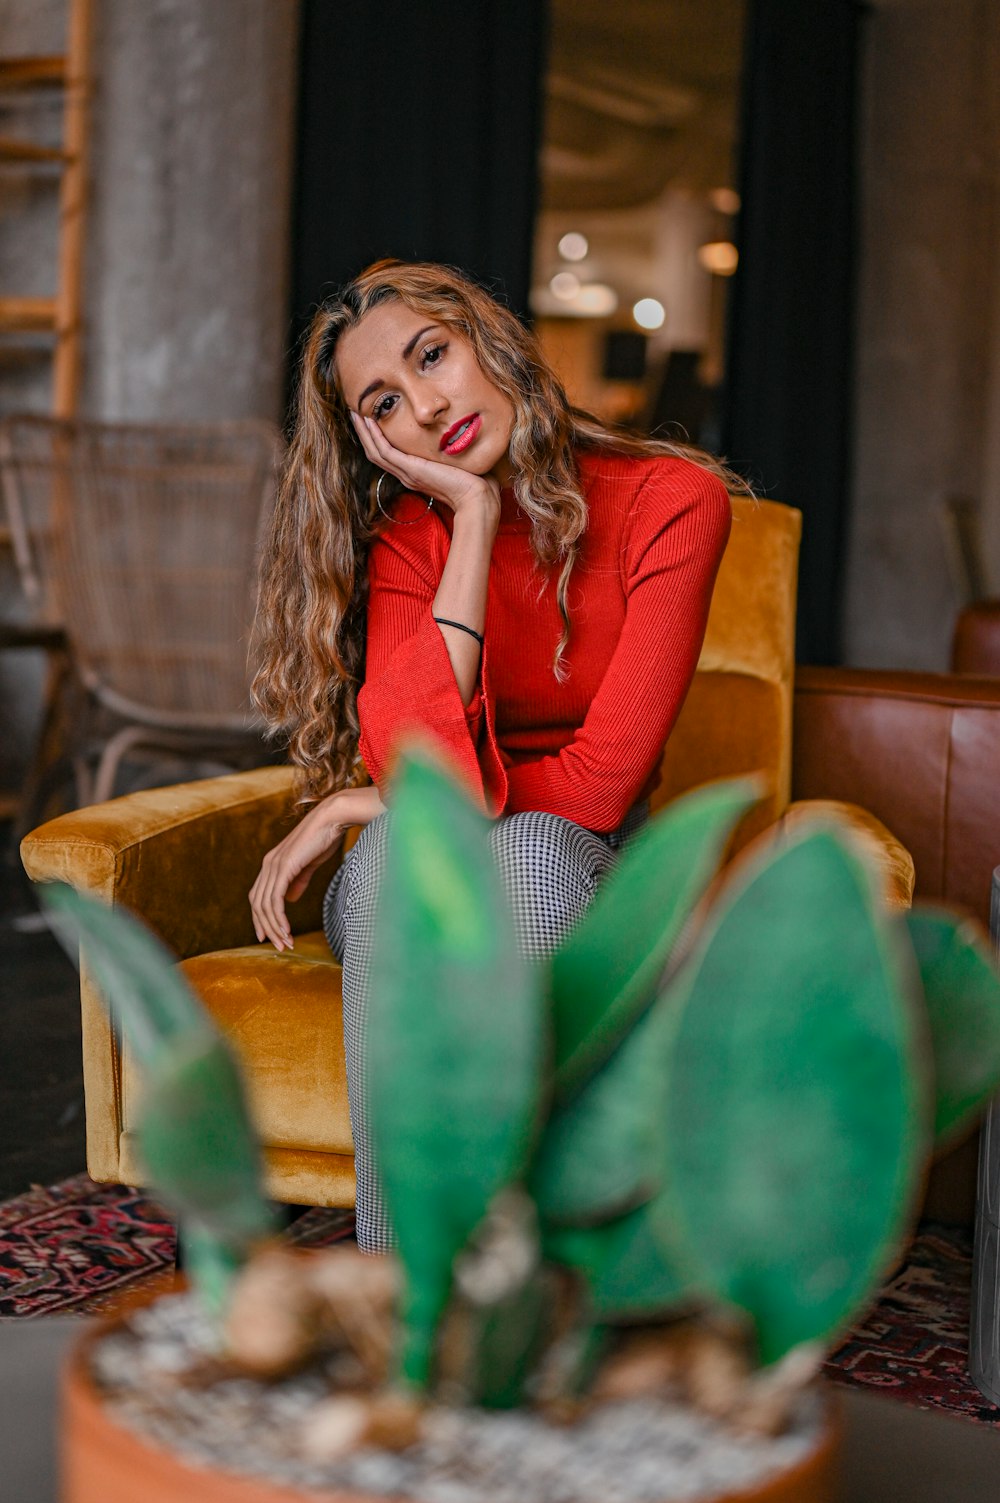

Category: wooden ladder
[0, 0, 94, 418]
[0, 0, 94, 825]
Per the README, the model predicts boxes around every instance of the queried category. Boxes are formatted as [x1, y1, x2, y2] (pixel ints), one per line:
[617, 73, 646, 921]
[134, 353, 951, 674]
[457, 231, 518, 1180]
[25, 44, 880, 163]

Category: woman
[251, 259, 746, 1251]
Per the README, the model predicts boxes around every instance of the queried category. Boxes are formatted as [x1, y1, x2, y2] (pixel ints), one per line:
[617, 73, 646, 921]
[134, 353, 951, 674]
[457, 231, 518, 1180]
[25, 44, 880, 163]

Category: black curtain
[721, 0, 865, 664]
[288, 0, 550, 384]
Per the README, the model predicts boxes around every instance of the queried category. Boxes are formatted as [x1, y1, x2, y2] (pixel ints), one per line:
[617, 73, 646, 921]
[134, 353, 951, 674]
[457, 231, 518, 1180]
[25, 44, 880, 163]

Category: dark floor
[0, 829, 86, 1200]
[0, 744, 280, 1204]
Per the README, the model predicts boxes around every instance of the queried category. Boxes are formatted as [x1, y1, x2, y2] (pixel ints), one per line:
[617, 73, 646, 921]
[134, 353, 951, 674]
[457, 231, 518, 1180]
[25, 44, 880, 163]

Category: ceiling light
[697, 241, 740, 277]
[529, 280, 618, 319]
[550, 271, 580, 300]
[575, 282, 617, 316]
[709, 187, 741, 216]
[558, 232, 589, 262]
[632, 298, 665, 331]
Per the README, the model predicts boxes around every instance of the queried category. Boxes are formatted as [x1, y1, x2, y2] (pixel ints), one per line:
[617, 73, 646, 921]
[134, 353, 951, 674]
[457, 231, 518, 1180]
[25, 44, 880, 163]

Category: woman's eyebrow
[402, 324, 440, 360]
[355, 325, 440, 410]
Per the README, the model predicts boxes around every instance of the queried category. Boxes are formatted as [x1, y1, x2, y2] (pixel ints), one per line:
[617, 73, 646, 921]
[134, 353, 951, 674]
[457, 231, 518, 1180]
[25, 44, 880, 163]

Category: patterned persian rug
[0, 1173, 354, 1319]
[2, 1176, 999, 1426]
[823, 1222, 1000, 1424]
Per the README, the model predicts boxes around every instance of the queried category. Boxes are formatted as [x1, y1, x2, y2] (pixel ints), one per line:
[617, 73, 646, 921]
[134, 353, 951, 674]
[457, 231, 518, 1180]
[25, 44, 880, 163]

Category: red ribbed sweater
[356, 449, 732, 832]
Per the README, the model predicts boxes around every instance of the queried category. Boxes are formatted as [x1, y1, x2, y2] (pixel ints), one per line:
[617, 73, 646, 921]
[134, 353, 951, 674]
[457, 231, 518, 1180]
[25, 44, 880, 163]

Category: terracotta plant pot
[61, 1316, 841, 1503]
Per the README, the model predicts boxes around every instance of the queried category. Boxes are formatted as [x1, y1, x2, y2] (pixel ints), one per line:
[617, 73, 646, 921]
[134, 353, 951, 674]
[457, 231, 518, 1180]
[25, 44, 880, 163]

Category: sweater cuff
[477, 637, 508, 817]
[464, 684, 484, 728]
[359, 610, 507, 816]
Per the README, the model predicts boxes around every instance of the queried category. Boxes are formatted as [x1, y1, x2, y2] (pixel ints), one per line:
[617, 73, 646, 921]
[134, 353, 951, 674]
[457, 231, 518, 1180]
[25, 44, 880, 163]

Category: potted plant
[45, 747, 1000, 1503]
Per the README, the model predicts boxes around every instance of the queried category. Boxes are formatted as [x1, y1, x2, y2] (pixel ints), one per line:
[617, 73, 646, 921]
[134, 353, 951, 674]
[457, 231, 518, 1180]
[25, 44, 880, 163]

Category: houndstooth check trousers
[323, 803, 649, 1253]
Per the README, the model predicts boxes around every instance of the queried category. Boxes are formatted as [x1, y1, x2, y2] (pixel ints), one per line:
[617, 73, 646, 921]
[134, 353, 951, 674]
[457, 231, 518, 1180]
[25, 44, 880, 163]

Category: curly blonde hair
[253, 258, 749, 804]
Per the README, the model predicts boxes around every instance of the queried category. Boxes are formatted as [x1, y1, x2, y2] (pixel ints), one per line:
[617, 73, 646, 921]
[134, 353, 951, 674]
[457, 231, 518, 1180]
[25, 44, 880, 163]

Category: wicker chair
[0, 415, 283, 808]
[1, 423, 81, 846]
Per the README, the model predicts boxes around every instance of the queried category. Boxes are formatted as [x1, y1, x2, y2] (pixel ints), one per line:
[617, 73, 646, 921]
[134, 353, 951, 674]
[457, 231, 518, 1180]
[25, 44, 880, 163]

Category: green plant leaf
[367, 745, 545, 1389]
[439, 1187, 548, 1409]
[531, 995, 676, 1225]
[39, 883, 275, 1314]
[41, 881, 212, 1066]
[656, 823, 930, 1367]
[544, 1200, 690, 1320]
[138, 1033, 275, 1305]
[550, 779, 762, 1099]
[904, 907, 1000, 1146]
[462, 1272, 551, 1408]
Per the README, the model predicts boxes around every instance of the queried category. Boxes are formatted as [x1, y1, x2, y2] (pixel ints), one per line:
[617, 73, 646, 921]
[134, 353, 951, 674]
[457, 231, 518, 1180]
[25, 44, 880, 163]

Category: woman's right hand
[249, 784, 386, 952]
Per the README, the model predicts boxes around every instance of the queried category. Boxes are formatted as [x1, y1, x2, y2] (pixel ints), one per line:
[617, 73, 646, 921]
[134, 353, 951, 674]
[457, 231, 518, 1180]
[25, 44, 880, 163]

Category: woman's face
[335, 300, 515, 485]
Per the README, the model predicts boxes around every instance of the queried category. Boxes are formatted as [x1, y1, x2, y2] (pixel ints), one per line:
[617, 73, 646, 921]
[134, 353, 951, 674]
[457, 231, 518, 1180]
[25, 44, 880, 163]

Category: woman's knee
[322, 812, 392, 957]
[340, 812, 394, 917]
[490, 817, 601, 877]
[346, 811, 392, 876]
[489, 811, 613, 902]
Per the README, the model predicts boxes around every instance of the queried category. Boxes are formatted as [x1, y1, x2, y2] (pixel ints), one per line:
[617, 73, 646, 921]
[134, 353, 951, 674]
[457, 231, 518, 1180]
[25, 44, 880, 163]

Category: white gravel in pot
[89, 1292, 825, 1502]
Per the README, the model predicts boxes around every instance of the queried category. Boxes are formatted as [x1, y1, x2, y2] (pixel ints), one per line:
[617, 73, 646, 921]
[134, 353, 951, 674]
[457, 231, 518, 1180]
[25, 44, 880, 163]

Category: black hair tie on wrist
[433, 616, 484, 648]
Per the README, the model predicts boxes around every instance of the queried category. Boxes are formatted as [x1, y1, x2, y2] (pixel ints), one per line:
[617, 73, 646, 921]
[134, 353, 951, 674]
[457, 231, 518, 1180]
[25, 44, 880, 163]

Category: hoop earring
[376, 472, 434, 523]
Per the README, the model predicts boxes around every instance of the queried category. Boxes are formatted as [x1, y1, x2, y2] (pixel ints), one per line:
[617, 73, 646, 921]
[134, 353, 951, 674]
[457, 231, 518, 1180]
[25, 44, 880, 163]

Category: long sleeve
[502, 464, 731, 830]
[356, 455, 731, 830]
[356, 517, 508, 813]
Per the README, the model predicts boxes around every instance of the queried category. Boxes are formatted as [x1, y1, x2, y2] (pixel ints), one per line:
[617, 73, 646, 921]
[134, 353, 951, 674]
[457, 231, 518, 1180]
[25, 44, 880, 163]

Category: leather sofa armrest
[952, 600, 1000, 676]
[793, 664, 1000, 929]
[20, 764, 343, 957]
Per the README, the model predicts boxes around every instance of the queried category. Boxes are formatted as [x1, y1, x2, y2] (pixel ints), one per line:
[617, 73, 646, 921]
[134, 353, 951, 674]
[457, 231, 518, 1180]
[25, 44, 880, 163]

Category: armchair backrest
[0, 417, 62, 625]
[654, 497, 802, 845]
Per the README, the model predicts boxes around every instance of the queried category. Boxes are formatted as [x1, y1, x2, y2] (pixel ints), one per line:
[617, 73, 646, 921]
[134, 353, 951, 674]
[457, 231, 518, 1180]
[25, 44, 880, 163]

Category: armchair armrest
[19, 766, 348, 1186]
[20, 765, 344, 957]
[780, 798, 915, 911]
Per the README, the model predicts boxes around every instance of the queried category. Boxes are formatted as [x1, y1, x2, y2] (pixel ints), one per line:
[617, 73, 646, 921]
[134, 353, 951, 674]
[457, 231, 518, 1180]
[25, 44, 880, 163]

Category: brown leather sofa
[952, 602, 1000, 677]
[17, 498, 918, 1210]
[794, 666, 1000, 1224]
[793, 668, 1000, 932]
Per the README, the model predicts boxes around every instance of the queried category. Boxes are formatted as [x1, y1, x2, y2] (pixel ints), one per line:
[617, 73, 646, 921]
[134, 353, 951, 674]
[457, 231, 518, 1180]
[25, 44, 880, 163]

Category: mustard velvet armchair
[20, 498, 914, 1208]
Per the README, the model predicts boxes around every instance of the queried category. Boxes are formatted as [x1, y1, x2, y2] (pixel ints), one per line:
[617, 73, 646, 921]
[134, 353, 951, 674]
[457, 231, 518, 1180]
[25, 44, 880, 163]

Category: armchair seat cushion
[121, 931, 354, 1157]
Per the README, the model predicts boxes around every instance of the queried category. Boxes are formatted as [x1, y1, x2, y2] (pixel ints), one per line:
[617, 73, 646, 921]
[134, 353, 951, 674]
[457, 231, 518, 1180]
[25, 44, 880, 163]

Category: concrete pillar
[82, 0, 300, 422]
[0, 0, 300, 797]
[844, 0, 1000, 669]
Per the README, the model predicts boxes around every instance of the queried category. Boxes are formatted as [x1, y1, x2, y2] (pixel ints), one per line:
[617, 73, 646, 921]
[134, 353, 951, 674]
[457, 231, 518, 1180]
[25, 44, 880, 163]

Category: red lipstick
[440, 413, 482, 455]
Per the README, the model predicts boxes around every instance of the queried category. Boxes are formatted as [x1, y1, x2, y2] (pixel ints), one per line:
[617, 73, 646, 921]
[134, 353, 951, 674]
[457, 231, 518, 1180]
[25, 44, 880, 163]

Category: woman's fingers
[251, 858, 293, 951]
[249, 841, 298, 951]
[351, 411, 439, 495]
[249, 810, 344, 951]
[248, 869, 274, 945]
[349, 409, 383, 467]
[262, 876, 293, 950]
[356, 413, 398, 465]
[355, 415, 423, 490]
[350, 411, 413, 485]
[249, 885, 264, 943]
